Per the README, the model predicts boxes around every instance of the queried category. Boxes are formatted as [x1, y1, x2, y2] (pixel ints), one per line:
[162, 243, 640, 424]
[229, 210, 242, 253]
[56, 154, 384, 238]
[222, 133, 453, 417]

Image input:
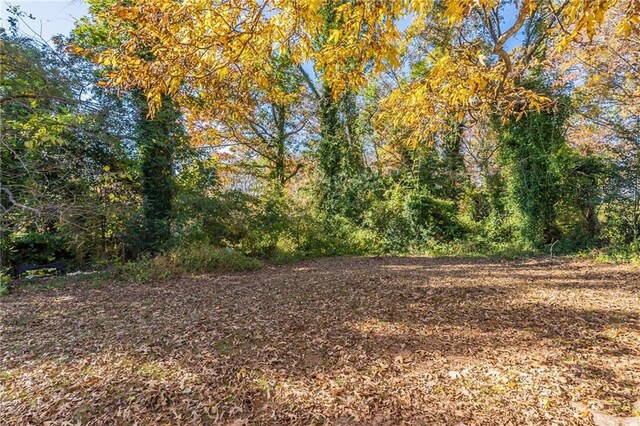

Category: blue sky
[1, 0, 88, 42]
[0, 1, 522, 52]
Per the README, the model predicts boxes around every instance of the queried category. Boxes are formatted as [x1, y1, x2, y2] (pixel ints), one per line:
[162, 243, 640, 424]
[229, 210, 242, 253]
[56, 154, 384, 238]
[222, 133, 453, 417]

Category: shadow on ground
[1, 257, 639, 424]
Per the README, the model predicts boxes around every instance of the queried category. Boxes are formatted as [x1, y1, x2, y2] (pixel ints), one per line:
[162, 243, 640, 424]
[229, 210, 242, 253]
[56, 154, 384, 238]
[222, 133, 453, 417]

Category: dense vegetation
[1, 1, 639, 287]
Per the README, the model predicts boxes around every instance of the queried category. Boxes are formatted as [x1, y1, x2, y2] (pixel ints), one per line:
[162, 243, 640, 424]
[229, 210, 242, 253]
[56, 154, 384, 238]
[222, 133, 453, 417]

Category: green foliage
[0, 271, 10, 296]
[497, 97, 569, 246]
[1, 23, 140, 265]
[118, 243, 262, 283]
[598, 145, 640, 248]
[554, 154, 606, 249]
[4, 4, 640, 280]
[403, 189, 463, 242]
[314, 4, 365, 218]
[295, 213, 384, 257]
[590, 242, 640, 264]
[241, 189, 291, 256]
[173, 155, 253, 249]
[173, 244, 263, 273]
[316, 84, 366, 216]
[239, 190, 383, 259]
[137, 94, 184, 253]
[363, 188, 413, 252]
[423, 239, 537, 259]
[6, 232, 72, 266]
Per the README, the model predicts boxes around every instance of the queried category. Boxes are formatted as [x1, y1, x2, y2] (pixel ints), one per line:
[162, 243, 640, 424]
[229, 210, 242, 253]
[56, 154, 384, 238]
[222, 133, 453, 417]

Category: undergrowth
[4, 238, 638, 296]
[119, 243, 263, 284]
[421, 239, 538, 259]
[2, 243, 263, 294]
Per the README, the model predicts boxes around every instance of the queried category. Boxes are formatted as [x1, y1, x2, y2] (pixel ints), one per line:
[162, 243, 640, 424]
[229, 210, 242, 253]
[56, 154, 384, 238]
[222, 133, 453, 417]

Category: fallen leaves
[572, 401, 640, 426]
[1, 257, 639, 424]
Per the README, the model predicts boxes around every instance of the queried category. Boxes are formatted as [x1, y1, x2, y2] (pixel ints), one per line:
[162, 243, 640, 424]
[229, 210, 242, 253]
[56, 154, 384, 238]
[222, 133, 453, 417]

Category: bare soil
[1, 256, 639, 425]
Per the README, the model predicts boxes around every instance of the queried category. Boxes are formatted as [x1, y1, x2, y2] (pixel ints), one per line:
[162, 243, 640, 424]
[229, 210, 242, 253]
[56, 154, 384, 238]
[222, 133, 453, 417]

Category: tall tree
[497, 94, 569, 245]
[77, 0, 187, 253]
[1, 16, 138, 265]
[186, 54, 311, 191]
[94, 0, 638, 150]
[136, 94, 182, 251]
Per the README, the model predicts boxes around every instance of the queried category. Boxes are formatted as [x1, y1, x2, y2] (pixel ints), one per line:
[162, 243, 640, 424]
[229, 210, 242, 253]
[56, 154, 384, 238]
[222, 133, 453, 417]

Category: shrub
[402, 190, 463, 243]
[173, 243, 263, 273]
[0, 271, 10, 296]
[118, 243, 262, 283]
[424, 239, 536, 259]
[239, 190, 291, 257]
[117, 254, 180, 283]
[590, 241, 640, 263]
[292, 213, 381, 257]
[8, 232, 72, 266]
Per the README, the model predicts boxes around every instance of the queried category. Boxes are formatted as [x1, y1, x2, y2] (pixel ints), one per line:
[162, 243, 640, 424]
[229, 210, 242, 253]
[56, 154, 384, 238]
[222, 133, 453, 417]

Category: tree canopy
[2, 0, 640, 276]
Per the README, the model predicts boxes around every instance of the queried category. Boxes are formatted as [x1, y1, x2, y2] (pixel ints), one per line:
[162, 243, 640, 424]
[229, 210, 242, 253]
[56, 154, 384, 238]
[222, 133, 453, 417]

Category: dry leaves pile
[1, 257, 639, 425]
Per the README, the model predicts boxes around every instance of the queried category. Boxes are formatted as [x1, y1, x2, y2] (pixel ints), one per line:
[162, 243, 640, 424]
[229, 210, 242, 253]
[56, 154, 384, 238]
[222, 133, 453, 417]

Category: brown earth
[1, 256, 639, 425]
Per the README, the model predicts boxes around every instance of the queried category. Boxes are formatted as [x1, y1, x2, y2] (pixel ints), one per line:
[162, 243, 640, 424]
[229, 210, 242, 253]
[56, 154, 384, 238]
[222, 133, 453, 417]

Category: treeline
[1, 3, 639, 280]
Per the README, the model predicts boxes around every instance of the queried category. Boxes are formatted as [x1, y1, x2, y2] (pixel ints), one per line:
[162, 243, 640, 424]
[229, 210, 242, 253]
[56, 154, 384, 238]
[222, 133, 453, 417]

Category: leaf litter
[1, 257, 639, 425]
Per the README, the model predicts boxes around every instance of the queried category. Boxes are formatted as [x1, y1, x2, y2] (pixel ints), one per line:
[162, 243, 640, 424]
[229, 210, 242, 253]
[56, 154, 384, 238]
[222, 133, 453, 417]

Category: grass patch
[119, 243, 263, 283]
[173, 243, 263, 273]
[3, 244, 263, 293]
[421, 239, 538, 259]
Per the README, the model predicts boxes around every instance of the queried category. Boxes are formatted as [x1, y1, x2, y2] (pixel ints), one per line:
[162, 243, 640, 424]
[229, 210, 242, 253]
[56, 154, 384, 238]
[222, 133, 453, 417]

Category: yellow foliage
[95, 0, 639, 139]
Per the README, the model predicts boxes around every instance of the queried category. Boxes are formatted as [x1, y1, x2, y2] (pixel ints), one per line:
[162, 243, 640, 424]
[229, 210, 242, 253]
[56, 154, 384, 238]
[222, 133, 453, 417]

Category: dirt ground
[1, 257, 639, 425]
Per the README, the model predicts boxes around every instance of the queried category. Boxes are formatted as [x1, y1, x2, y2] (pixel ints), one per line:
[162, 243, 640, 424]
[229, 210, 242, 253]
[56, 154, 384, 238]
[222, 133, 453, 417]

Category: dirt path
[1, 257, 639, 425]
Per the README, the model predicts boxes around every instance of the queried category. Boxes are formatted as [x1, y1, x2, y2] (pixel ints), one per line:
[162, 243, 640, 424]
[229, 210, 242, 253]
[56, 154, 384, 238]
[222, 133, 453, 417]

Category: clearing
[1, 257, 639, 425]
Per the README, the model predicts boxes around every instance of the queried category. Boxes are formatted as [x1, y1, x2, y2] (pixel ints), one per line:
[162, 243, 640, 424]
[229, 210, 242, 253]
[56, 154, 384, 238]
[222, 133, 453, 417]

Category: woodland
[1, 0, 640, 424]
[1, 0, 640, 275]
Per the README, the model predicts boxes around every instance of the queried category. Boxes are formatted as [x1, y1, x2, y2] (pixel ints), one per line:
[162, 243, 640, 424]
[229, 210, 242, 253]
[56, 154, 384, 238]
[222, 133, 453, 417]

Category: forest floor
[1, 257, 639, 425]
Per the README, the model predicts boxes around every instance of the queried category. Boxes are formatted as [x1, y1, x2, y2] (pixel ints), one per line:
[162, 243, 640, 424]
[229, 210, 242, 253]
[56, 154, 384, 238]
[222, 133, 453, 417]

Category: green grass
[173, 244, 263, 273]
[118, 243, 263, 283]
[421, 239, 538, 259]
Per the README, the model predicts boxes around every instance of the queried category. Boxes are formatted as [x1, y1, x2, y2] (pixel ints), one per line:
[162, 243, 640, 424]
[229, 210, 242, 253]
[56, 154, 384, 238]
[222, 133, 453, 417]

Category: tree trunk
[136, 93, 179, 253]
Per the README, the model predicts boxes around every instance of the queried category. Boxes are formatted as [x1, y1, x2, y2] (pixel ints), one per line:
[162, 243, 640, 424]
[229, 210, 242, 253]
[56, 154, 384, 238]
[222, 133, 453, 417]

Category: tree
[186, 55, 311, 191]
[136, 94, 182, 252]
[76, 0, 189, 253]
[1, 16, 138, 265]
[497, 92, 569, 245]
[92, 0, 639, 152]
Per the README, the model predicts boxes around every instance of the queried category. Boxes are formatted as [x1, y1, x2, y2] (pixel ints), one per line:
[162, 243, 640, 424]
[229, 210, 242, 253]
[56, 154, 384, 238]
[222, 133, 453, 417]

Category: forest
[1, 0, 639, 424]
[1, 0, 639, 279]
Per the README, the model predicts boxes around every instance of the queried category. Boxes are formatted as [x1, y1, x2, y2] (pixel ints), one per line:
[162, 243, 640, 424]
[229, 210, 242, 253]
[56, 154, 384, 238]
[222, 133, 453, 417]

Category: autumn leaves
[93, 0, 639, 144]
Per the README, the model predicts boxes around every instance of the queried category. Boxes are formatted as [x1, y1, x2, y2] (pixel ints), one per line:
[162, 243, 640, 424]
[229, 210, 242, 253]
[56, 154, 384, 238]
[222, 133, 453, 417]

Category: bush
[292, 213, 383, 257]
[424, 238, 537, 259]
[402, 190, 463, 242]
[117, 254, 180, 283]
[118, 243, 262, 283]
[173, 243, 263, 273]
[361, 185, 464, 253]
[589, 241, 640, 263]
[8, 232, 72, 266]
[239, 190, 291, 257]
[363, 188, 412, 253]
[0, 271, 10, 296]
